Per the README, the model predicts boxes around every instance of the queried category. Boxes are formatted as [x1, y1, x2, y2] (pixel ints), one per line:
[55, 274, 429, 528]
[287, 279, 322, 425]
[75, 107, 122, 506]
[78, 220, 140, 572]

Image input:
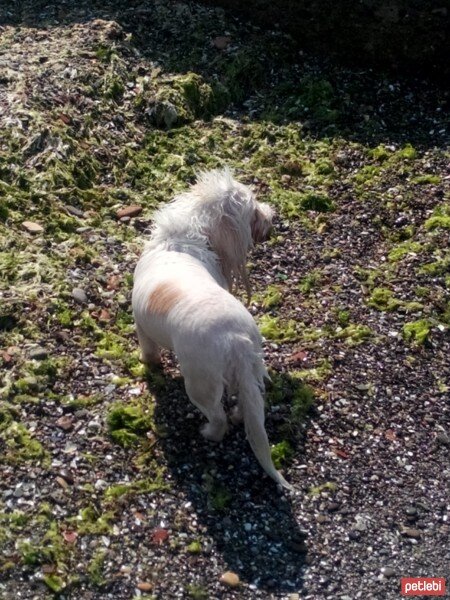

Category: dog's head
[192, 169, 274, 299]
[251, 201, 274, 244]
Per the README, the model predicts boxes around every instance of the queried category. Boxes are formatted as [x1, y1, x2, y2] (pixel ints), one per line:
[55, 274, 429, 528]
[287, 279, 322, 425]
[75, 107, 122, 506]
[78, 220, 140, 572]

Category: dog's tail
[234, 336, 294, 491]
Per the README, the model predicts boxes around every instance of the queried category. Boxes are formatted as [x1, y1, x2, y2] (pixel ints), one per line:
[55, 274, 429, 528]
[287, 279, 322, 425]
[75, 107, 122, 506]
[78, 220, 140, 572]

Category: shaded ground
[0, 1, 449, 599]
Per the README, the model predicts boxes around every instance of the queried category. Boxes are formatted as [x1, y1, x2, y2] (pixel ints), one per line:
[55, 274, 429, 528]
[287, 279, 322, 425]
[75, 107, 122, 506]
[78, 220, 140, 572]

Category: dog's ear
[209, 200, 248, 285]
[251, 202, 274, 243]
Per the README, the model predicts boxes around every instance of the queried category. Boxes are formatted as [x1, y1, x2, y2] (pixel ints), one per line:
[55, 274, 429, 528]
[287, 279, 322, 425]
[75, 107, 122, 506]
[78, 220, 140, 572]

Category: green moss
[258, 314, 298, 342]
[88, 549, 107, 586]
[425, 215, 450, 230]
[271, 189, 334, 217]
[309, 481, 337, 496]
[418, 254, 450, 275]
[177, 72, 229, 117]
[388, 241, 423, 262]
[271, 440, 294, 469]
[104, 478, 167, 501]
[186, 584, 209, 600]
[334, 323, 372, 345]
[204, 477, 232, 511]
[369, 145, 391, 162]
[396, 144, 417, 160]
[4, 422, 48, 464]
[266, 372, 314, 437]
[105, 77, 125, 100]
[186, 540, 202, 554]
[336, 309, 351, 327]
[71, 507, 115, 535]
[412, 174, 441, 185]
[107, 403, 154, 447]
[254, 284, 283, 308]
[293, 359, 332, 383]
[403, 319, 431, 345]
[368, 287, 401, 311]
[354, 164, 381, 185]
[300, 192, 335, 212]
[43, 573, 65, 593]
[353, 266, 383, 287]
[298, 270, 322, 294]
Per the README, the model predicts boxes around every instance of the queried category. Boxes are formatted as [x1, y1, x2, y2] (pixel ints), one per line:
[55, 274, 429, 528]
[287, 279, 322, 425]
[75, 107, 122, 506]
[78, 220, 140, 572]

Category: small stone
[436, 432, 450, 445]
[146, 100, 178, 128]
[348, 530, 361, 541]
[94, 479, 108, 491]
[57, 469, 74, 485]
[72, 287, 88, 304]
[22, 221, 44, 233]
[220, 571, 240, 587]
[56, 476, 69, 490]
[317, 514, 329, 524]
[65, 205, 85, 218]
[381, 566, 395, 578]
[401, 527, 421, 538]
[29, 347, 48, 360]
[136, 582, 153, 592]
[405, 506, 418, 517]
[289, 594, 300, 600]
[87, 419, 101, 432]
[74, 408, 89, 419]
[56, 415, 74, 432]
[116, 205, 142, 219]
[213, 35, 231, 50]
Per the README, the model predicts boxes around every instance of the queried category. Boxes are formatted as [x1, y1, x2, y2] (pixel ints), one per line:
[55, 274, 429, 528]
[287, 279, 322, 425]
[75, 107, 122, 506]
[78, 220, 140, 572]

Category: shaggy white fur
[132, 168, 293, 490]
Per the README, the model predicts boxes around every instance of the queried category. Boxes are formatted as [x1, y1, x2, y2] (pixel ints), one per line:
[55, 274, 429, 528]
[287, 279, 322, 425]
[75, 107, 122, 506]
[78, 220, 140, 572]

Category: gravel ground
[0, 1, 449, 599]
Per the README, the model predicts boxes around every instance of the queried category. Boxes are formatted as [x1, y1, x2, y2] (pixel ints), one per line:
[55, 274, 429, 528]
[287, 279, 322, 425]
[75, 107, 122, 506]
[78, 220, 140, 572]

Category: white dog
[132, 168, 293, 490]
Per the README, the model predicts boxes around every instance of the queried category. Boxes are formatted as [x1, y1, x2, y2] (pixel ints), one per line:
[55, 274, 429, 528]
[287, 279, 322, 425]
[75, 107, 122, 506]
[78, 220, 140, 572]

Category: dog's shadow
[147, 359, 310, 594]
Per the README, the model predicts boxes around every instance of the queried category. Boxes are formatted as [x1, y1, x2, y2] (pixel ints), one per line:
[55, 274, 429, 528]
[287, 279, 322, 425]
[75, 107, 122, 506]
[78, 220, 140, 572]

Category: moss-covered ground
[0, 1, 449, 599]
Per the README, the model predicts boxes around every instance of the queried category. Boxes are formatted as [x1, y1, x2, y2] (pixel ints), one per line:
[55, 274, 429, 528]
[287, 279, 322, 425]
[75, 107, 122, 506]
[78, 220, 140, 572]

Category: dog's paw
[201, 422, 227, 442]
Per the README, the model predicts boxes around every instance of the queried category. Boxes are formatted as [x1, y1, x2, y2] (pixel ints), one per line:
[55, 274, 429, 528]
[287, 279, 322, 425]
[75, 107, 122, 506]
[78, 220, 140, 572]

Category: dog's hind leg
[136, 323, 161, 366]
[184, 376, 227, 442]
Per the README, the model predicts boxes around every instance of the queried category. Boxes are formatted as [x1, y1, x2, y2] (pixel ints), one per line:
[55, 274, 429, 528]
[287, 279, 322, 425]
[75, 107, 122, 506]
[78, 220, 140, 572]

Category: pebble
[22, 220, 44, 233]
[436, 432, 450, 446]
[94, 479, 108, 490]
[219, 571, 240, 587]
[116, 205, 142, 219]
[65, 205, 85, 218]
[405, 506, 418, 516]
[72, 287, 88, 304]
[57, 470, 74, 485]
[401, 527, 421, 538]
[136, 582, 153, 592]
[56, 415, 74, 432]
[29, 347, 48, 360]
[213, 35, 231, 50]
[381, 566, 395, 578]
